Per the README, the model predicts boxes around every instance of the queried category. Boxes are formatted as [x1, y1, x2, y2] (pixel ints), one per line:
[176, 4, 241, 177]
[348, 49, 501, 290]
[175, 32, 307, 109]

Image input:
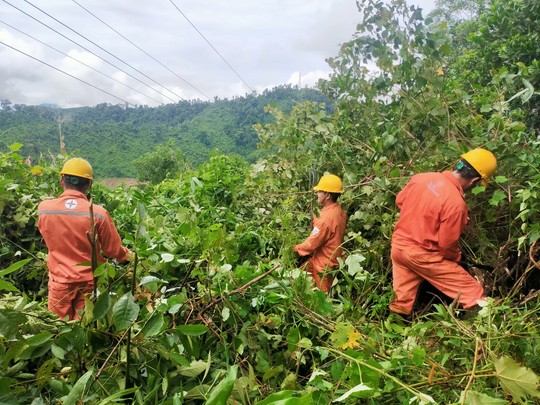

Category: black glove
[296, 254, 311, 267]
[458, 260, 470, 270]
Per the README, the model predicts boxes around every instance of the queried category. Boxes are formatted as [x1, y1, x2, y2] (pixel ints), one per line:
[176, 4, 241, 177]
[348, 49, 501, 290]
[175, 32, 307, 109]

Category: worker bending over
[389, 148, 497, 315]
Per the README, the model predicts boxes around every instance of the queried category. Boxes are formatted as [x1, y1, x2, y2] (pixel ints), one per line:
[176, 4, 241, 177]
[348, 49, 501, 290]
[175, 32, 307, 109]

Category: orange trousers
[48, 280, 94, 320]
[302, 260, 333, 292]
[389, 246, 484, 315]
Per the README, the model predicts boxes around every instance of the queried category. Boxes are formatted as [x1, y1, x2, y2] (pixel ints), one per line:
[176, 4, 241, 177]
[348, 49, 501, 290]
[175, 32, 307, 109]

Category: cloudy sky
[0, 0, 435, 108]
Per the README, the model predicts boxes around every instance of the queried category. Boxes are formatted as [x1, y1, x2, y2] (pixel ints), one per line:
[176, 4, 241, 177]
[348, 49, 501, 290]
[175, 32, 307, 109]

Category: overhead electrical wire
[71, 0, 211, 101]
[2, 0, 176, 104]
[0, 40, 133, 106]
[2, 0, 178, 103]
[168, 0, 254, 93]
[21, 0, 186, 102]
[0, 20, 165, 106]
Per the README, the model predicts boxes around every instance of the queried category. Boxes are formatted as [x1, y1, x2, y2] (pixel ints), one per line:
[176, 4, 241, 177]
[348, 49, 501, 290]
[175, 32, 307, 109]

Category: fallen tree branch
[519, 289, 540, 305]
[94, 328, 131, 381]
[461, 337, 481, 405]
[529, 239, 540, 269]
[198, 263, 281, 317]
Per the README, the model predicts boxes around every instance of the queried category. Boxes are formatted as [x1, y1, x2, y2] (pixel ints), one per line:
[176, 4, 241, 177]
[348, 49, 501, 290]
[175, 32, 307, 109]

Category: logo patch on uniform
[311, 226, 320, 236]
[65, 199, 78, 209]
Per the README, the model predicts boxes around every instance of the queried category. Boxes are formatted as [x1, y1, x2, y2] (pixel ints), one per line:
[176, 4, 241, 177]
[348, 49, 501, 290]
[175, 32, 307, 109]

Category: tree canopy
[0, 85, 331, 178]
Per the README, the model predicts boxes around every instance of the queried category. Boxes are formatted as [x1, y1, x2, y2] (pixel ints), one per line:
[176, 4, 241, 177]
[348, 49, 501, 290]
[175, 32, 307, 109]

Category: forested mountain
[0, 85, 331, 177]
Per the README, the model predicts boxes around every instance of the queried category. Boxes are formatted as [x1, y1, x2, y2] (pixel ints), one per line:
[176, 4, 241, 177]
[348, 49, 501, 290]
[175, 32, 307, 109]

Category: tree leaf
[93, 291, 111, 320]
[221, 307, 230, 322]
[342, 329, 362, 350]
[140, 275, 167, 286]
[26, 332, 53, 347]
[460, 390, 508, 404]
[95, 387, 139, 405]
[139, 314, 164, 338]
[333, 383, 372, 402]
[205, 365, 238, 405]
[174, 324, 209, 336]
[112, 293, 139, 331]
[36, 359, 56, 387]
[0, 279, 18, 292]
[330, 322, 361, 349]
[255, 390, 313, 405]
[494, 356, 540, 404]
[62, 370, 93, 405]
[489, 190, 506, 206]
[161, 253, 174, 263]
[51, 344, 67, 360]
[345, 254, 366, 277]
[0, 309, 27, 339]
[177, 360, 209, 377]
[520, 78, 535, 103]
[8, 143, 23, 152]
[0, 258, 31, 277]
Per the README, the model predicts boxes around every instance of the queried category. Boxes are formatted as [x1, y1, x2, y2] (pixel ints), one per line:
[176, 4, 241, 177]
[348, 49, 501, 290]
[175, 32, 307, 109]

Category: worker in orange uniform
[294, 174, 347, 292]
[389, 148, 497, 316]
[38, 158, 132, 320]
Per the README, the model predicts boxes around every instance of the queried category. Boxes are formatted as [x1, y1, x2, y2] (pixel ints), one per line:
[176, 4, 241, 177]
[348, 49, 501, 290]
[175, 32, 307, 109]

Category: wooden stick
[460, 337, 481, 405]
[199, 263, 280, 316]
[86, 199, 98, 296]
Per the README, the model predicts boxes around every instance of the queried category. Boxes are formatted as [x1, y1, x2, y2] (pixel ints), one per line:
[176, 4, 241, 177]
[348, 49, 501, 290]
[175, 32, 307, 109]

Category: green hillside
[0, 85, 331, 177]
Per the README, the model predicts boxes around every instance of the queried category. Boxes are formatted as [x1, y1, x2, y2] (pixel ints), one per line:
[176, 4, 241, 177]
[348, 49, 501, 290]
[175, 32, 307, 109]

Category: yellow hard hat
[60, 158, 93, 181]
[313, 174, 344, 193]
[460, 148, 496, 185]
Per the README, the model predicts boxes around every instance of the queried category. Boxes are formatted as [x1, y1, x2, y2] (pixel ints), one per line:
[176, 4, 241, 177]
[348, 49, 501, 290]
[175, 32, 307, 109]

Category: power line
[169, 0, 254, 93]
[0, 40, 133, 106]
[2, 0, 177, 103]
[71, 0, 211, 101]
[2, 0, 176, 104]
[22, 0, 186, 101]
[0, 20, 165, 106]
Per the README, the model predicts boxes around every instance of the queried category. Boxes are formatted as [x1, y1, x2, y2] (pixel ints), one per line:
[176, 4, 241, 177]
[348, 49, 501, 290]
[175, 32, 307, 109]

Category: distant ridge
[0, 85, 332, 178]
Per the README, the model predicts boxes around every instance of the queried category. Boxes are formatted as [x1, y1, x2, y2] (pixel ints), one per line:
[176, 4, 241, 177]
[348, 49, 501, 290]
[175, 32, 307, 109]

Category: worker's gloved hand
[296, 254, 310, 268]
[458, 252, 472, 270]
[458, 260, 470, 270]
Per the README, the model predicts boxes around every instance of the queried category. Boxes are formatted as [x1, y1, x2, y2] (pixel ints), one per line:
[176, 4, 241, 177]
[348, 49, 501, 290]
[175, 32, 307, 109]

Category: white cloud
[0, 0, 436, 107]
[285, 70, 330, 88]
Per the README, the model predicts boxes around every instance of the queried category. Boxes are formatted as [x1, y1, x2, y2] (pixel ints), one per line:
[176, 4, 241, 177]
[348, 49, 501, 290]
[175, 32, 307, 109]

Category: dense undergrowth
[1, 0, 540, 403]
[0, 141, 539, 404]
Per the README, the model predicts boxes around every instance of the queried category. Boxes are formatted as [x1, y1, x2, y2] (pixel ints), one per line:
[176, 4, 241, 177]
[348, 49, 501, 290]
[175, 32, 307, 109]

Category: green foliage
[0, 259, 31, 292]
[495, 356, 540, 404]
[0, 143, 59, 295]
[133, 141, 186, 184]
[429, 0, 488, 26]
[444, 0, 540, 130]
[0, 86, 331, 177]
[0, 0, 540, 403]
[1, 142, 539, 403]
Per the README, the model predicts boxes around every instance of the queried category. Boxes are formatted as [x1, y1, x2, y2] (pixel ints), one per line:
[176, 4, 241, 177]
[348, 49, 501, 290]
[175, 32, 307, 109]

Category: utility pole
[57, 114, 67, 155]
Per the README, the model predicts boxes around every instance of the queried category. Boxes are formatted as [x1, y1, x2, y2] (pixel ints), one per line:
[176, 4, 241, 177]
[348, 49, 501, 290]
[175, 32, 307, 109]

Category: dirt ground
[99, 178, 144, 188]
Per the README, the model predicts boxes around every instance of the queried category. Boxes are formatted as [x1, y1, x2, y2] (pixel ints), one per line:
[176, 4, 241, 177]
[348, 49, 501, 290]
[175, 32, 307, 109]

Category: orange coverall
[389, 171, 484, 315]
[38, 190, 130, 319]
[294, 202, 347, 292]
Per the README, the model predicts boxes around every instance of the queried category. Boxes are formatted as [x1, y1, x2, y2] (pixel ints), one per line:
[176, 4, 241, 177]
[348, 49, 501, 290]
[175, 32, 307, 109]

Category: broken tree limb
[198, 263, 281, 317]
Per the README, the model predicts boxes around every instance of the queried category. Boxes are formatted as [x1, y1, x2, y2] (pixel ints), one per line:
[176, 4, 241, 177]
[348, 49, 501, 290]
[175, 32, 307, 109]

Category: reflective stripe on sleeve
[38, 210, 106, 220]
